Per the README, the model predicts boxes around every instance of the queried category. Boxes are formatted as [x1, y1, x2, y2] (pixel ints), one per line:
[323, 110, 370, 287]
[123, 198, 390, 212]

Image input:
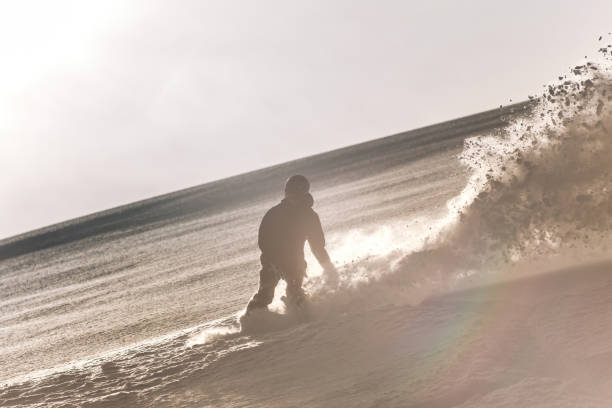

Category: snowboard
[239, 296, 311, 334]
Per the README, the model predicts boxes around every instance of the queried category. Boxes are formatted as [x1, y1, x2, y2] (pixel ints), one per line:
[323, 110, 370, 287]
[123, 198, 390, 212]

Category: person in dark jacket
[246, 175, 335, 313]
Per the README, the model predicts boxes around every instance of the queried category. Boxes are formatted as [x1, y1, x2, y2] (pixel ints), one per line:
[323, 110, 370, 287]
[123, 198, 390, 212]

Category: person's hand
[322, 262, 339, 287]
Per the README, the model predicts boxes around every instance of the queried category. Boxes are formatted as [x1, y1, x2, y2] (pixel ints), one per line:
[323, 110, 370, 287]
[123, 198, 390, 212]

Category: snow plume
[187, 326, 240, 347]
[308, 47, 612, 309]
[448, 53, 612, 264]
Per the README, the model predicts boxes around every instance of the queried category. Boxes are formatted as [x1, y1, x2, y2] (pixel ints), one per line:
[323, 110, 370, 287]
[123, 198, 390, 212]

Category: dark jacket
[258, 193, 329, 272]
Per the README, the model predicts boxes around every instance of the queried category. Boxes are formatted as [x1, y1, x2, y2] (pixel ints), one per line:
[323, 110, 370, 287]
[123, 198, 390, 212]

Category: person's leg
[284, 269, 306, 306]
[246, 263, 280, 312]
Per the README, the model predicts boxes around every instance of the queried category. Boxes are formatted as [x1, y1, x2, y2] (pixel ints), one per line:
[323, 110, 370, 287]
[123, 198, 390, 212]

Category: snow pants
[247, 257, 305, 311]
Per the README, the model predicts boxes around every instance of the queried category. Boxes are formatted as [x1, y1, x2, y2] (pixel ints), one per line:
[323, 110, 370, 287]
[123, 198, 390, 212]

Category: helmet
[284, 175, 310, 196]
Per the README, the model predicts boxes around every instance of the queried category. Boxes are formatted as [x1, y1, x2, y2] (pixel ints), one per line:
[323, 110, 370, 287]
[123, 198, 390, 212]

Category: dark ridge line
[0, 101, 534, 262]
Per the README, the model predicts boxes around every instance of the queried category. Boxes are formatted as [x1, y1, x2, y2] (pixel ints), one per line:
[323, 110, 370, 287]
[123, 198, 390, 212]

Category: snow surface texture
[2, 44, 612, 407]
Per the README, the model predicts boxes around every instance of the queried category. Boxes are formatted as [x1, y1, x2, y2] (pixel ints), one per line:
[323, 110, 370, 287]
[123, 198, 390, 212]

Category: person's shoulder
[268, 202, 282, 211]
[305, 207, 320, 220]
[264, 201, 284, 218]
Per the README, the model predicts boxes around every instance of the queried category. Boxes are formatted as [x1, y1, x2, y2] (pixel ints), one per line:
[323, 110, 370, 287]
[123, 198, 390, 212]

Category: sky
[1, 0, 611, 239]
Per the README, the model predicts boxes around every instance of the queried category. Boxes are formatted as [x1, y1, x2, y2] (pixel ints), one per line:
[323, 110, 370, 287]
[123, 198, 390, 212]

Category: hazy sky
[1, 0, 611, 239]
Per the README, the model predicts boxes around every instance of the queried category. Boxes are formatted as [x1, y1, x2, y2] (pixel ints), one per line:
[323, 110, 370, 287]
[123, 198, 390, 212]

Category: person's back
[258, 192, 326, 272]
[245, 175, 335, 313]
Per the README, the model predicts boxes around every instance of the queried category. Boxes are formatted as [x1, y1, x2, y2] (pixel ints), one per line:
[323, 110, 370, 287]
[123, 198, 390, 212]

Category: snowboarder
[245, 175, 336, 313]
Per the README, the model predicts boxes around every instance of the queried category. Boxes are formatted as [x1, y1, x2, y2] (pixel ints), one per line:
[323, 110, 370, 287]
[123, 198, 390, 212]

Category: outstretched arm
[308, 212, 335, 271]
[311, 245, 332, 268]
[310, 238, 338, 286]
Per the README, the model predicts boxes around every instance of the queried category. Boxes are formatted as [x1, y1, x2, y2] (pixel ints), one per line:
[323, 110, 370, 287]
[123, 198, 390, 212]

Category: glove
[322, 262, 339, 287]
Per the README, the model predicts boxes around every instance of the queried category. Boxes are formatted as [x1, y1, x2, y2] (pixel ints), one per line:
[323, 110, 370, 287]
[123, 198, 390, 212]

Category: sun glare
[0, 1, 132, 111]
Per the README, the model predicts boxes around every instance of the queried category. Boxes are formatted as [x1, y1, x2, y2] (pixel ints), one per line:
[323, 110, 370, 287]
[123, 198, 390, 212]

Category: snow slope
[3, 259, 612, 407]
